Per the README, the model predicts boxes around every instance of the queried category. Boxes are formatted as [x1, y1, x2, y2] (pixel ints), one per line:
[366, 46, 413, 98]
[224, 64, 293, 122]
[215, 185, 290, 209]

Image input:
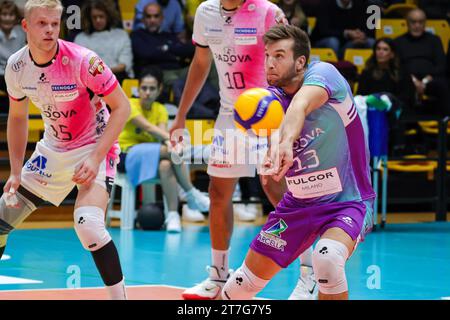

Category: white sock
[211, 248, 229, 280]
[299, 246, 314, 277]
[106, 278, 127, 300]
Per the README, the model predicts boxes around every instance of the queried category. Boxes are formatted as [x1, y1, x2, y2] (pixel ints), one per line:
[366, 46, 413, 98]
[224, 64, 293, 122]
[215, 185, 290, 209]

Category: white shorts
[207, 111, 268, 178]
[21, 140, 117, 206]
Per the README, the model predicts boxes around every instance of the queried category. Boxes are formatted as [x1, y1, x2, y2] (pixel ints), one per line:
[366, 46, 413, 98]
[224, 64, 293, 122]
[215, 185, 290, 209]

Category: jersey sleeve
[4, 57, 26, 101]
[303, 62, 347, 103]
[80, 51, 119, 97]
[264, 3, 287, 32]
[192, 4, 208, 47]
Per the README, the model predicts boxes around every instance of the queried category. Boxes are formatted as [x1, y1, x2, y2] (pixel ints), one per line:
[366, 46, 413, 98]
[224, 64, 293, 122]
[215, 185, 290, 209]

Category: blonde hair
[24, 0, 63, 18]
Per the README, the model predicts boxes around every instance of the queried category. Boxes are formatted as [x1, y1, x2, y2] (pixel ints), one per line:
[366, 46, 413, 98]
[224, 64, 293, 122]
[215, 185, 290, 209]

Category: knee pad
[312, 239, 349, 295]
[0, 192, 37, 245]
[74, 206, 111, 251]
[222, 262, 268, 300]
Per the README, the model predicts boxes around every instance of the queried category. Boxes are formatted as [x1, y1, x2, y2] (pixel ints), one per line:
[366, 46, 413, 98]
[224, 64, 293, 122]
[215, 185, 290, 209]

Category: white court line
[441, 297, 450, 300]
[0, 284, 269, 299]
[0, 275, 42, 285]
[0, 284, 186, 293]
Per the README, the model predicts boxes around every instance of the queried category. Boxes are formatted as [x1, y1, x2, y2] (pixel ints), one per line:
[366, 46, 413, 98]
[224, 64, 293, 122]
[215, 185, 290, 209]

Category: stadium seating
[383, 3, 417, 18]
[376, 19, 408, 39]
[310, 48, 338, 63]
[425, 20, 449, 53]
[343, 48, 373, 74]
[376, 19, 449, 53]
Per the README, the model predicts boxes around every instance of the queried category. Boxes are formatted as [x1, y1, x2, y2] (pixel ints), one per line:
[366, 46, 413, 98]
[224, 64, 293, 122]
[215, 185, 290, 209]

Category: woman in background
[75, 0, 133, 83]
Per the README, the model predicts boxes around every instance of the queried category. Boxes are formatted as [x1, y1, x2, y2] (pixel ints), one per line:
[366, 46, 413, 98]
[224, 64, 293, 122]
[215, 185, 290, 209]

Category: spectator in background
[131, 2, 194, 94]
[0, 1, 26, 112]
[118, 67, 209, 232]
[279, 0, 308, 33]
[395, 8, 449, 116]
[311, 0, 376, 59]
[358, 38, 416, 155]
[132, 0, 186, 42]
[75, 0, 133, 84]
[359, 38, 415, 108]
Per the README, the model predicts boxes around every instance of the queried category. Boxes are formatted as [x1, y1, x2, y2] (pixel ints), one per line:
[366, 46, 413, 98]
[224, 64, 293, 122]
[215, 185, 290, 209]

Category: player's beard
[267, 64, 298, 88]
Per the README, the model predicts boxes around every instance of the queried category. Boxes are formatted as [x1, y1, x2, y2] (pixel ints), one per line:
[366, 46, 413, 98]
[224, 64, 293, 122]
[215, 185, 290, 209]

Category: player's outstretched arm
[4, 97, 29, 194]
[169, 46, 213, 144]
[271, 85, 329, 181]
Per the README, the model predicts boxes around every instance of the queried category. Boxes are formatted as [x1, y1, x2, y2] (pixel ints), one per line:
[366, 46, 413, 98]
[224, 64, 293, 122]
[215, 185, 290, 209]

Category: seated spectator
[0, 0, 26, 112]
[132, 0, 186, 42]
[279, 0, 308, 33]
[311, 0, 376, 59]
[75, 0, 133, 84]
[359, 38, 415, 108]
[131, 2, 194, 94]
[118, 67, 210, 232]
[358, 38, 416, 155]
[395, 8, 449, 116]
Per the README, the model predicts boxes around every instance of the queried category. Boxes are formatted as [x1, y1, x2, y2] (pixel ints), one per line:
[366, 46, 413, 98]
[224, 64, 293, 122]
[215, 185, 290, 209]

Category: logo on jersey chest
[51, 84, 79, 102]
[38, 73, 49, 83]
[234, 28, 258, 45]
[43, 108, 77, 121]
[214, 47, 251, 66]
[286, 167, 343, 199]
[293, 127, 325, 154]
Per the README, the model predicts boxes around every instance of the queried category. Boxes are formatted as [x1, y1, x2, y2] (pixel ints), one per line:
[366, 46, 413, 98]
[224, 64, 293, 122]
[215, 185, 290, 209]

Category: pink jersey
[193, 0, 284, 112]
[5, 39, 119, 152]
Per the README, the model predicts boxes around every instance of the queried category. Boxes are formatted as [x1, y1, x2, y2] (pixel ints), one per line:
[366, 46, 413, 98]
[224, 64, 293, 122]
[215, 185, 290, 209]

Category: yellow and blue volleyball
[234, 88, 284, 137]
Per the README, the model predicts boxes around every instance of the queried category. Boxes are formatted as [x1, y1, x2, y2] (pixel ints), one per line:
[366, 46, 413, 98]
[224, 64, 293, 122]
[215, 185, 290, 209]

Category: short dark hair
[263, 24, 310, 62]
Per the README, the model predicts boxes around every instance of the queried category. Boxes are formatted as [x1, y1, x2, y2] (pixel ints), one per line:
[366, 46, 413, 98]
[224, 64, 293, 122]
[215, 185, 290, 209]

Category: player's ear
[296, 56, 306, 73]
[21, 18, 27, 32]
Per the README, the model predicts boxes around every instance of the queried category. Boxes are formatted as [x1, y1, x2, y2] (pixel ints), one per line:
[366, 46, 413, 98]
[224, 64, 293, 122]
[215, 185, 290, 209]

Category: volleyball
[234, 88, 285, 137]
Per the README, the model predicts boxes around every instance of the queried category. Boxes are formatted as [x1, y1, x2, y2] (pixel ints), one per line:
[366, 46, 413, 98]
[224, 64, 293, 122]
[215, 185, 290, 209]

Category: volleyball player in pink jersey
[0, 0, 130, 299]
[170, 0, 316, 300]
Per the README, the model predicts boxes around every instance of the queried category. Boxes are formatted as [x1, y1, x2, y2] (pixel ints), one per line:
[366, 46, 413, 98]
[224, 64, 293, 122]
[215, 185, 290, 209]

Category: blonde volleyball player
[0, 0, 130, 299]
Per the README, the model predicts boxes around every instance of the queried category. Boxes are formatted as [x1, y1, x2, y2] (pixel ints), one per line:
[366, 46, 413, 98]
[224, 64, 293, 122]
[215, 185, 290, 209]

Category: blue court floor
[1, 222, 450, 300]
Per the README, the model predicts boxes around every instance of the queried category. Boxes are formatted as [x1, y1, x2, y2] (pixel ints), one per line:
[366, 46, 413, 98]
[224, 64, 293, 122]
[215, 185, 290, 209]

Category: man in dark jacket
[131, 2, 194, 88]
[311, 0, 375, 59]
[395, 8, 449, 116]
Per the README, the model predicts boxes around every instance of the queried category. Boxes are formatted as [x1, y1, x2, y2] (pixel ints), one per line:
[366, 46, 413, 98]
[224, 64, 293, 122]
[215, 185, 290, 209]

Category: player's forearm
[92, 103, 130, 163]
[176, 57, 211, 119]
[279, 98, 307, 145]
[7, 115, 28, 175]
